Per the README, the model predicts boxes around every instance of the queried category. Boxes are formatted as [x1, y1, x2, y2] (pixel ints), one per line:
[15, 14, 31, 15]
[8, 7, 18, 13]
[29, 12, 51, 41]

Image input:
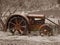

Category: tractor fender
[7, 14, 29, 24]
[40, 24, 51, 30]
[40, 24, 46, 30]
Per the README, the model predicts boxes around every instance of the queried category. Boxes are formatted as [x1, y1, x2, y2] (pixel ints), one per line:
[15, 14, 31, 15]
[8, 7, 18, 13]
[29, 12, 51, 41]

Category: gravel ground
[0, 31, 60, 45]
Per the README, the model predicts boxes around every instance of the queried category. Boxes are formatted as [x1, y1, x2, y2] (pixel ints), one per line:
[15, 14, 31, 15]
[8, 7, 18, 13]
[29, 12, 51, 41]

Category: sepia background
[0, 0, 60, 45]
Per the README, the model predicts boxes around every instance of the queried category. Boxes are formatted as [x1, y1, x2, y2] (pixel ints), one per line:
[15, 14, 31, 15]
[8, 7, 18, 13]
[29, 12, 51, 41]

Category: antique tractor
[3, 13, 53, 36]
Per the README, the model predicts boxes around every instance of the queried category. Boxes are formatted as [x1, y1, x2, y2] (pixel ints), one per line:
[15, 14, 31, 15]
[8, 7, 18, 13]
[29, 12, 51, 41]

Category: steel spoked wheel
[7, 16, 28, 35]
[40, 25, 53, 36]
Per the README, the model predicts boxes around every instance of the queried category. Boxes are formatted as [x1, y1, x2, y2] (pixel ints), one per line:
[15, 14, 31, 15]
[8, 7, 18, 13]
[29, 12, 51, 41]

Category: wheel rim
[8, 16, 28, 35]
[40, 25, 52, 36]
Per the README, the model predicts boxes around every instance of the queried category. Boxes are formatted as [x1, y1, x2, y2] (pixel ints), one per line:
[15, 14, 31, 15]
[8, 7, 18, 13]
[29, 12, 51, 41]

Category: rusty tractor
[1, 13, 53, 36]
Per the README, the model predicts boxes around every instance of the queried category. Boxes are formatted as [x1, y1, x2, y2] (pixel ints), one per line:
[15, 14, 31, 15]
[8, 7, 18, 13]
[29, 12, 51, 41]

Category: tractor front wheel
[40, 24, 53, 36]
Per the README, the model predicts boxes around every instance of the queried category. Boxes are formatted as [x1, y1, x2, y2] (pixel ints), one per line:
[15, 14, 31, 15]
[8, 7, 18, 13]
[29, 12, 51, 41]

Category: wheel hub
[14, 21, 23, 34]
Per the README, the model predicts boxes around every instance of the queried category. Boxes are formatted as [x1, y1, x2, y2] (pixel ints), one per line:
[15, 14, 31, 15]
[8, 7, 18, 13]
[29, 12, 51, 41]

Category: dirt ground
[0, 31, 60, 45]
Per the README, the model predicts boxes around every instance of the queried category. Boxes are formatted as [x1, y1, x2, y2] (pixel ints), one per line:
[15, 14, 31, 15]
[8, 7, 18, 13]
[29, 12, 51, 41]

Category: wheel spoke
[19, 18, 24, 24]
[15, 18, 18, 24]
[9, 22, 15, 26]
[18, 29, 23, 34]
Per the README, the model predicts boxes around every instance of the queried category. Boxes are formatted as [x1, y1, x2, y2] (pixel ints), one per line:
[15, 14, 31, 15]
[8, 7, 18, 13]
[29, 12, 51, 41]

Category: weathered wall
[0, 0, 58, 12]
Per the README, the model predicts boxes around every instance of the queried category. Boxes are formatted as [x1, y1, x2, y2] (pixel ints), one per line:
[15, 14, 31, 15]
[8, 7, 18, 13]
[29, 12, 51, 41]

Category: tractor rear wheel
[7, 16, 28, 35]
